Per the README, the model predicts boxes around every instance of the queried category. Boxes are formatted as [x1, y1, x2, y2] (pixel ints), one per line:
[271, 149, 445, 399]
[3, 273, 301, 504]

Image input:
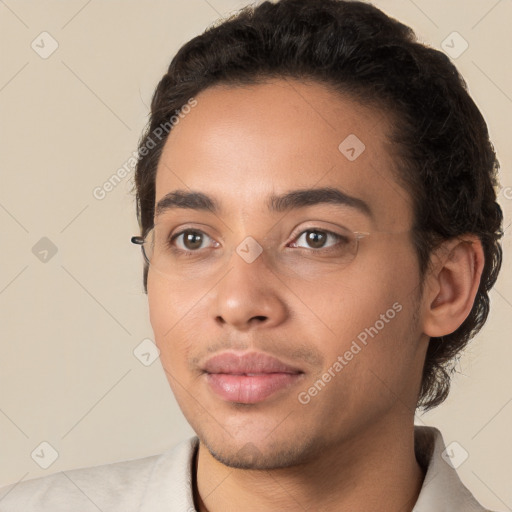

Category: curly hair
[133, 0, 503, 411]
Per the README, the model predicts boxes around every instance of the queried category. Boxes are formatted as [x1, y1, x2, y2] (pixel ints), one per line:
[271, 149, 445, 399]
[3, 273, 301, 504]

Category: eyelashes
[169, 227, 350, 255]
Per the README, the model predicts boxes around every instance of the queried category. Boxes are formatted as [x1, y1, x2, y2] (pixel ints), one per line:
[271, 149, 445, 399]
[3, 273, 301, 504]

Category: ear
[421, 235, 485, 338]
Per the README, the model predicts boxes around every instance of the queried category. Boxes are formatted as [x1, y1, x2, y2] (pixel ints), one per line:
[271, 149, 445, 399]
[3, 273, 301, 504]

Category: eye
[168, 227, 351, 254]
[170, 229, 218, 252]
[289, 229, 349, 250]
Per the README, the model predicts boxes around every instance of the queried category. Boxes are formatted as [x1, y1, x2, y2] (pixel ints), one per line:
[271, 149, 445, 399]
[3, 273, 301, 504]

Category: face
[147, 78, 428, 469]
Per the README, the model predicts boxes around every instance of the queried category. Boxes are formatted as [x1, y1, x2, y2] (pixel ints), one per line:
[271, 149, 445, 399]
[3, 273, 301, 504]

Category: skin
[146, 78, 484, 511]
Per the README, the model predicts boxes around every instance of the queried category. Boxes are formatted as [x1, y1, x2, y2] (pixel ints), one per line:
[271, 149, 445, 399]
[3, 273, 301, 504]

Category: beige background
[0, 0, 511, 509]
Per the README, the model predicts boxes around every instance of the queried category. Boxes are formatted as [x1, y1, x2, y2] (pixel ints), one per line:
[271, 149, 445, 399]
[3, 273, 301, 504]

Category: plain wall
[0, 0, 511, 510]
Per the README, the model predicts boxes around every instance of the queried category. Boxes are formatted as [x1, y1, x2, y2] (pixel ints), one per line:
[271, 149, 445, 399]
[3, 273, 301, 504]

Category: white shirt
[0, 426, 495, 511]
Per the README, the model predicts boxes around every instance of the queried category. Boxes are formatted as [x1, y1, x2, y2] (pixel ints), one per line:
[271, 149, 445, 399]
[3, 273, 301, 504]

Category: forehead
[154, 78, 413, 230]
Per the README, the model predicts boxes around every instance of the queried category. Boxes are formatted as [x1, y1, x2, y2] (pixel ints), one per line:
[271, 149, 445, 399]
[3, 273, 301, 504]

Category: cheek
[300, 245, 417, 339]
[294, 275, 421, 432]
[147, 273, 172, 340]
[309, 241, 421, 379]
[147, 273, 199, 377]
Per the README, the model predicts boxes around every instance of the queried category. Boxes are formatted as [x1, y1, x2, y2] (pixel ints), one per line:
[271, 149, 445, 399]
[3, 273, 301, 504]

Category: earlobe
[422, 235, 485, 338]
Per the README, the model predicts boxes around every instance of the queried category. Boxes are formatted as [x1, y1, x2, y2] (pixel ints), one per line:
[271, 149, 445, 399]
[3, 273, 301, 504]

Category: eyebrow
[155, 187, 373, 218]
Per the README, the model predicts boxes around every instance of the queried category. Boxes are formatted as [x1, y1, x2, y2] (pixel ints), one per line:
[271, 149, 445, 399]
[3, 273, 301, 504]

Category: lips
[203, 352, 304, 404]
[203, 352, 302, 375]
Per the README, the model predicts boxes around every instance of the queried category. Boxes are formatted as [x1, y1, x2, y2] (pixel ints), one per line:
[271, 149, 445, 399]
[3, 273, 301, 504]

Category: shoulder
[0, 437, 199, 512]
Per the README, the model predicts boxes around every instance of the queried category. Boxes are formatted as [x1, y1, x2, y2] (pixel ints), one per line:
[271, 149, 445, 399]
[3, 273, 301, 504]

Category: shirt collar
[412, 425, 488, 511]
[139, 425, 488, 511]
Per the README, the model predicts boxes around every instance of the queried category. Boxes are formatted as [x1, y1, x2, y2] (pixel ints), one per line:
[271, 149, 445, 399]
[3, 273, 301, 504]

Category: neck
[193, 418, 426, 512]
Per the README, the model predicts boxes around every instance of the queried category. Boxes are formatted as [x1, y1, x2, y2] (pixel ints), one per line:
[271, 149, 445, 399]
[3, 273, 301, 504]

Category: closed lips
[202, 352, 304, 375]
[202, 352, 305, 404]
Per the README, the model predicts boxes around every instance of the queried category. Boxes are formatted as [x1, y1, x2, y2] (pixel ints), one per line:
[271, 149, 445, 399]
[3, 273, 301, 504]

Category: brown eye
[172, 230, 211, 251]
[306, 230, 327, 248]
[292, 229, 346, 250]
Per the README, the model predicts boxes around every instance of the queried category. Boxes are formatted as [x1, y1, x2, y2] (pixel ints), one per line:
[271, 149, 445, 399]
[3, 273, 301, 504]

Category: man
[0, 0, 503, 510]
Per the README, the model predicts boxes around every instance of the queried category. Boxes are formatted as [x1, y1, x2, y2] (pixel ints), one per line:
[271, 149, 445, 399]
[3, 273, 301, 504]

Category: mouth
[202, 352, 305, 404]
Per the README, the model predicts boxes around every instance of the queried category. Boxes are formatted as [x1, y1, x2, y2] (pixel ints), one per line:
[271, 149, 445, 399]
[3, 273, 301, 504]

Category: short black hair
[133, 0, 503, 411]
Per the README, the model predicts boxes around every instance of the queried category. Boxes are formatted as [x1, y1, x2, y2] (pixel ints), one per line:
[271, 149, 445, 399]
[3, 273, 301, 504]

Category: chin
[198, 427, 322, 470]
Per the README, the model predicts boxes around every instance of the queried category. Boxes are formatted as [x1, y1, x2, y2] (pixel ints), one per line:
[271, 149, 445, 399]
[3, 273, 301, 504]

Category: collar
[139, 425, 489, 511]
[412, 425, 488, 511]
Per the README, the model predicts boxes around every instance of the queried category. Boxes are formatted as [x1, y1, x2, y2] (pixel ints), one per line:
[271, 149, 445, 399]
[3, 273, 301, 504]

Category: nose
[210, 245, 288, 332]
